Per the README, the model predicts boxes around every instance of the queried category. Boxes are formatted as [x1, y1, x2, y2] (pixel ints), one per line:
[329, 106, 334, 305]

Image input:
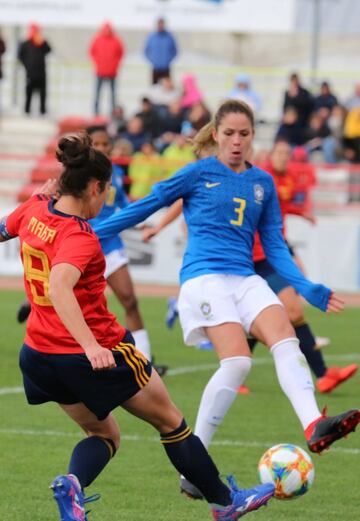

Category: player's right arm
[142, 198, 183, 242]
[0, 216, 12, 242]
[49, 262, 116, 371]
[94, 162, 195, 239]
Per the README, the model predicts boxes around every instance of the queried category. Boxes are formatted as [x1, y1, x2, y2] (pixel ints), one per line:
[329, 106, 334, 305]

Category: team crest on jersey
[200, 301, 212, 318]
[254, 184, 264, 203]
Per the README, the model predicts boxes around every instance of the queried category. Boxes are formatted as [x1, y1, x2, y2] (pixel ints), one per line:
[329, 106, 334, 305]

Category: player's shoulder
[71, 216, 97, 237]
[249, 164, 276, 186]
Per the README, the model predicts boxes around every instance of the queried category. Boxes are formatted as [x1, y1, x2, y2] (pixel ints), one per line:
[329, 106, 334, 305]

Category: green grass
[0, 290, 359, 520]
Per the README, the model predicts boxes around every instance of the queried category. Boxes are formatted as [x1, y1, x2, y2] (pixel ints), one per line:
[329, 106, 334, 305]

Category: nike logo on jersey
[205, 182, 221, 188]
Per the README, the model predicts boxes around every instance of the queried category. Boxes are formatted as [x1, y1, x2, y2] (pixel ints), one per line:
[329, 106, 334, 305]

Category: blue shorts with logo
[254, 259, 290, 295]
[19, 331, 152, 421]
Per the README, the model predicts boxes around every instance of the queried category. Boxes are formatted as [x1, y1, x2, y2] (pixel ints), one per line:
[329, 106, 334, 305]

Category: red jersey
[6, 195, 126, 354]
[253, 162, 306, 262]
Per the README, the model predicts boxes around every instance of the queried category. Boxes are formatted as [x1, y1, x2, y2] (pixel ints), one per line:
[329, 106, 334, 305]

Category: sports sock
[160, 419, 231, 506]
[294, 322, 326, 378]
[194, 356, 252, 448]
[271, 338, 321, 429]
[132, 328, 151, 360]
[68, 436, 116, 489]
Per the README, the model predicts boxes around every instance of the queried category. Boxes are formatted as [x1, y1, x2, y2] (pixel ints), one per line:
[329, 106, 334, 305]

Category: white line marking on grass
[0, 427, 358, 454]
[0, 386, 23, 395]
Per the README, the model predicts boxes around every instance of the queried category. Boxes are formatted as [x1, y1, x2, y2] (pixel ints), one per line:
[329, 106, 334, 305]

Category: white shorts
[104, 248, 129, 278]
[178, 273, 282, 346]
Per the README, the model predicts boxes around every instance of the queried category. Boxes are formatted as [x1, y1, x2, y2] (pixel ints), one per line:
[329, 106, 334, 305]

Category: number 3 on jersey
[22, 241, 52, 306]
[230, 197, 246, 226]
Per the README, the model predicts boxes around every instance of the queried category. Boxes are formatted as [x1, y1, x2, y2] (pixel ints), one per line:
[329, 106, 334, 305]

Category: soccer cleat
[180, 476, 204, 500]
[153, 363, 169, 377]
[237, 385, 251, 395]
[316, 365, 358, 393]
[196, 340, 214, 350]
[17, 301, 31, 323]
[50, 474, 100, 521]
[211, 475, 275, 520]
[306, 408, 360, 453]
[166, 297, 179, 329]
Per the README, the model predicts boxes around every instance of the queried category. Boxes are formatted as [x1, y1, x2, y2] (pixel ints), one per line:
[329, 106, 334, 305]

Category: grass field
[0, 290, 359, 521]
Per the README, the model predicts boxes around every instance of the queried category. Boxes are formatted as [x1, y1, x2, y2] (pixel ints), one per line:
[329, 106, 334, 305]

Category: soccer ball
[258, 443, 315, 500]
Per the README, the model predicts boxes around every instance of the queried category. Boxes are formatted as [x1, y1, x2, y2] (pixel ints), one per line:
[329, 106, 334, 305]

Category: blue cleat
[166, 297, 179, 329]
[50, 474, 100, 521]
[211, 476, 275, 520]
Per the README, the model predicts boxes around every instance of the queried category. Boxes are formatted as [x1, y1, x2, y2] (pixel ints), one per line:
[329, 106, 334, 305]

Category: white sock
[132, 329, 151, 360]
[194, 356, 252, 449]
[271, 338, 321, 429]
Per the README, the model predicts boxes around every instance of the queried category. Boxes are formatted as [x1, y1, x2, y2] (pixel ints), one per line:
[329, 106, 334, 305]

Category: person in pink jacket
[89, 22, 125, 115]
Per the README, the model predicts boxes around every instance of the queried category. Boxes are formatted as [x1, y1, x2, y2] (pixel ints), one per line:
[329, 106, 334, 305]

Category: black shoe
[306, 409, 360, 453]
[153, 364, 169, 377]
[180, 477, 204, 500]
[17, 302, 31, 323]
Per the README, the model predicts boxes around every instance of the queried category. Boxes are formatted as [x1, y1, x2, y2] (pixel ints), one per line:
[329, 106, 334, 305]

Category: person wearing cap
[227, 73, 262, 113]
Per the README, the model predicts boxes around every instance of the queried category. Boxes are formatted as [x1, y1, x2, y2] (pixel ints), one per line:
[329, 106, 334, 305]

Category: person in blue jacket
[93, 100, 360, 497]
[144, 17, 178, 84]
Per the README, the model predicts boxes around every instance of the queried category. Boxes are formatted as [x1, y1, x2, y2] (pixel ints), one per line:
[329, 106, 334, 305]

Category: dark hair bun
[56, 133, 93, 167]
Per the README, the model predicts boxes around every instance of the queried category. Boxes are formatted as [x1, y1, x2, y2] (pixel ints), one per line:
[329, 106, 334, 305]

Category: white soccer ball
[258, 443, 315, 500]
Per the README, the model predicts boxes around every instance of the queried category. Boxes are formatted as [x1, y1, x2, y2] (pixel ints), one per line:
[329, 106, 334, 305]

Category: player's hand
[85, 344, 117, 371]
[142, 226, 157, 243]
[326, 292, 345, 313]
[32, 178, 59, 197]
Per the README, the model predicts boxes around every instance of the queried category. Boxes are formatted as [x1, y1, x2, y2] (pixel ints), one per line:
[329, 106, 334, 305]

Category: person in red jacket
[89, 22, 125, 115]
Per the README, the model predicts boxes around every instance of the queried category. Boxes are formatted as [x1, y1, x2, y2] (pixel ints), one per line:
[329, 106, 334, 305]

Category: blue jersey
[94, 157, 331, 311]
[90, 164, 129, 256]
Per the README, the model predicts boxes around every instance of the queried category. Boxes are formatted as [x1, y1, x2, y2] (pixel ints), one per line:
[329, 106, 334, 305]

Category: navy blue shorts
[254, 259, 290, 295]
[19, 331, 152, 421]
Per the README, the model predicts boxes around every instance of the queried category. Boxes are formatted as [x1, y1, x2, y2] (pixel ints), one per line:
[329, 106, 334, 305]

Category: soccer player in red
[0, 133, 274, 521]
[252, 140, 358, 393]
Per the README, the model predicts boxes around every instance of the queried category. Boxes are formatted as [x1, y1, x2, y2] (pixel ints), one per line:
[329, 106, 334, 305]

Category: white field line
[0, 427, 358, 455]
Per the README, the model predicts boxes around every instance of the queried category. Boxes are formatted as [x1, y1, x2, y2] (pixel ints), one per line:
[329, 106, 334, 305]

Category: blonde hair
[192, 99, 254, 157]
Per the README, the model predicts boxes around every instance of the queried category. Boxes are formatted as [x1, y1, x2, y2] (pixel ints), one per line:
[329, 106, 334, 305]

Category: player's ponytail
[192, 122, 217, 157]
[56, 132, 111, 198]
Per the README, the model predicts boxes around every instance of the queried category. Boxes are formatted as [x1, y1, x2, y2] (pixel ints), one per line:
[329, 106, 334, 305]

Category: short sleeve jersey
[152, 156, 283, 283]
[89, 164, 129, 255]
[6, 195, 126, 354]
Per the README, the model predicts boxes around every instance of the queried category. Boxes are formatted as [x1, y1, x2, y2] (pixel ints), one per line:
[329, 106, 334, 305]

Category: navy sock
[160, 419, 231, 506]
[68, 436, 116, 489]
[295, 322, 327, 378]
[247, 337, 258, 353]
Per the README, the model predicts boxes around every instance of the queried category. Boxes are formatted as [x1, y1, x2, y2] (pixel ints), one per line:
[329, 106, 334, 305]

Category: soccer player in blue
[93, 100, 360, 497]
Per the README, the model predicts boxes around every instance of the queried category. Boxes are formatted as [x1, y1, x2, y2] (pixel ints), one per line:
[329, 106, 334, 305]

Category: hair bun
[56, 133, 93, 167]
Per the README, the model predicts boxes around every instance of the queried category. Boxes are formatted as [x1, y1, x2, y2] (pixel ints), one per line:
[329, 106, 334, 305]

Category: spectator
[322, 104, 347, 163]
[303, 111, 331, 160]
[146, 76, 181, 108]
[18, 23, 51, 115]
[0, 29, 5, 113]
[159, 99, 185, 135]
[162, 133, 196, 178]
[275, 107, 305, 147]
[89, 22, 125, 115]
[227, 73, 262, 114]
[283, 72, 314, 129]
[314, 81, 338, 112]
[119, 116, 150, 152]
[144, 17, 178, 84]
[344, 83, 360, 111]
[136, 97, 162, 138]
[343, 105, 360, 163]
[186, 101, 212, 132]
[129, 141, 163, 199]
[108, 105, 127, 138]
[181, 74, 204, 110]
